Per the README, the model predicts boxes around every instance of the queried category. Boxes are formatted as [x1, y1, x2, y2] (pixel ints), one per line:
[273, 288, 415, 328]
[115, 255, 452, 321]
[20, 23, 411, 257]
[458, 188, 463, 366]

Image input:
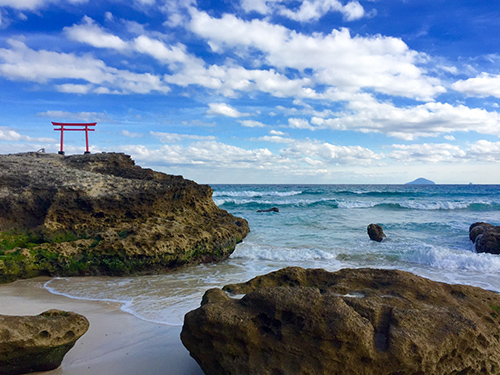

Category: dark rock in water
[470, 222, 500, 254]
[256, 207, 279, 213]
[0, 152, 249, 283]
[405, 177, 435, 185]
[0, 309, 89, 375]
[181, 267, 500, 375]
[367, 223, 386, 242]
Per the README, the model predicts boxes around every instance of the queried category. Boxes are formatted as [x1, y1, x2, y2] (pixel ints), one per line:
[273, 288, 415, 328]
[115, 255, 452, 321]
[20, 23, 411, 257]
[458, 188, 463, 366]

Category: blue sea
[45, 184, 500, 326]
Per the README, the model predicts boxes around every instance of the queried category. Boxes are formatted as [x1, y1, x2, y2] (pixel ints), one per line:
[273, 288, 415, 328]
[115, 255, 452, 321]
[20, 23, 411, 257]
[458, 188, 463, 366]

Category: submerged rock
[367, 223, 386, 242]
[182, 267, 500, 375]
[0, 152, 249, 282]
[470, 222, 500, 254]
[256, 207, 279, 213]
[0, 309, 89, 375]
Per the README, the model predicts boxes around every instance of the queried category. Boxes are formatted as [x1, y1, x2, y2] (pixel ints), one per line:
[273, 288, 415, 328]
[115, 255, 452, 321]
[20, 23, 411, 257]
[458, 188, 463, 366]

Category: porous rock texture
[470, 222, 500, 254]
[182, 267, 500, 375]
[0, 152, 249, 282]
[0, 309, 89, 375]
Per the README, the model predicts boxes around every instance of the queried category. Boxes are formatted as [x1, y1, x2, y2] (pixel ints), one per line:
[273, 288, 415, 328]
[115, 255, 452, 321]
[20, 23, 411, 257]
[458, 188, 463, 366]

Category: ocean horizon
[44, 184, 500, 326]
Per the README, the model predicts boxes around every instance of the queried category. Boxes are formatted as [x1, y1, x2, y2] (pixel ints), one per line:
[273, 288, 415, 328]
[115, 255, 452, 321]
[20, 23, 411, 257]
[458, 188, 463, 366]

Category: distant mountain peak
[405, 177, 435, 185]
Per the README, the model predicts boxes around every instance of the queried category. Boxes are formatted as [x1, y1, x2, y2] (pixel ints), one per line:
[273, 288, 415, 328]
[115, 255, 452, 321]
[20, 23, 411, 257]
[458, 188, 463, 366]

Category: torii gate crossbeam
[52, 122, 96, 155]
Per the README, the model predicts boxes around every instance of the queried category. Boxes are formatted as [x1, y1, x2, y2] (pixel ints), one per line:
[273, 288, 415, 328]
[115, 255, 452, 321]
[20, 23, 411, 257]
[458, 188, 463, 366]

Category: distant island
[405, 177, 436, 185]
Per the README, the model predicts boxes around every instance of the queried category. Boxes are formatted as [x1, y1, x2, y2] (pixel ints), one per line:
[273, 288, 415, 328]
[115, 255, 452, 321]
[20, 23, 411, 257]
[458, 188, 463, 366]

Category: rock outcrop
[256, 207, 279, 213]
[469, 222, 500, 254]
[367, 223, 385, 242]
[0, 309, 89, 375]
[182, 267, 500, 375]
[0, 152, 249, 283]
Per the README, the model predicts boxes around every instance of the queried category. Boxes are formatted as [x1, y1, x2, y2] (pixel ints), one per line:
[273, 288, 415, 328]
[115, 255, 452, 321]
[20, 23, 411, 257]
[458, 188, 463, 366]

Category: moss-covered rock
[0, 152, 249, 282]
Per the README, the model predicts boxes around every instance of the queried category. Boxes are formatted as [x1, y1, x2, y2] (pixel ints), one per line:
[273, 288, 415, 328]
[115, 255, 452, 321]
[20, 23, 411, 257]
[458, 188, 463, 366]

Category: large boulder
[0, 152, 249, 283]
[0, 309, 89, 375]
[367, 223, 386, 242]
[469, 222, 500, 254]
[182, 267, 500, 375]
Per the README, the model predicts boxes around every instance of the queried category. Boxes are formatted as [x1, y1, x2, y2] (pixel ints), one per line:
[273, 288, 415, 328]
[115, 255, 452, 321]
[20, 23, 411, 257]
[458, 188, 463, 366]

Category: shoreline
[0, 277, 203, 375]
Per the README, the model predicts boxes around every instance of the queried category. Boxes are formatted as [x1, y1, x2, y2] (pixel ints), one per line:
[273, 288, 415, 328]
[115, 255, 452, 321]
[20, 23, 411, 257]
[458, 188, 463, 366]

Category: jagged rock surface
[0, 309, 89, 375]
[0, 152, 249, 282]
[470, 222, 500, 254]
[182, 267, 500, 375]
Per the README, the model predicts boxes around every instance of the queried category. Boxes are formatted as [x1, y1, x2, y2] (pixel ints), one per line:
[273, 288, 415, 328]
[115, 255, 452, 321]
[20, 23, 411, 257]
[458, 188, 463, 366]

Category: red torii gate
[52, 122, 96, 155]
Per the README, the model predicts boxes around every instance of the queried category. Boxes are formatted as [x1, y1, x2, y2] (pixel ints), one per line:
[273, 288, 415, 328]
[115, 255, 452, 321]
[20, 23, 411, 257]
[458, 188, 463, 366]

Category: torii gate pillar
[52, 122, 97, 155]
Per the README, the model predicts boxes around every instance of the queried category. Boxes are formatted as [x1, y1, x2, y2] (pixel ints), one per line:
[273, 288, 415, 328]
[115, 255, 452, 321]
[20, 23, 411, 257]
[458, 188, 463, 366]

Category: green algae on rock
[0, 152, 249, 283]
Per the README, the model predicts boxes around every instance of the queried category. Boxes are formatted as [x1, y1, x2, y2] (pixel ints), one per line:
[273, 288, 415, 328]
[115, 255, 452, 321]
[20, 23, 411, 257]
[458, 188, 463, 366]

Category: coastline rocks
[256, 207, 279, 213]
[367, 223, 386, 242]
[0, 309, 89, 375]
[470, 222, 500, 254]
[0, 152, 249, 283]
[181, 267, 500, 375]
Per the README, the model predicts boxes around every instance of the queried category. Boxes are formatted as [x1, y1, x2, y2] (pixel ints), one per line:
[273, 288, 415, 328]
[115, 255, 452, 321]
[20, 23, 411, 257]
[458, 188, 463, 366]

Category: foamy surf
[43, 184, 500, 326]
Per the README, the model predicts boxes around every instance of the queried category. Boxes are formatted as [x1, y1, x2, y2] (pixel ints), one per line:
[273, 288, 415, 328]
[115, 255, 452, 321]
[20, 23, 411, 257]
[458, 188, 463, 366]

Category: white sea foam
[41, 184, 500, 326]
[231, 242, 337, 262]
[337, 201, 377, 209]
[405, 244, 500, 274]
[399, 200, 479, 210]
[213, 190, 302, 198]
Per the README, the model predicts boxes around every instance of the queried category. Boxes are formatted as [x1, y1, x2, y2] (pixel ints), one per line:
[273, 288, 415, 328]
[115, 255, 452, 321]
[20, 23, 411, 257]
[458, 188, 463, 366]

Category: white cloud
[0, 39, 170, 94]
[240, 0, 365, 22]
[0, 0, 87, 11]
[0, 126, 56, 143]
[279, 0, 365, 22]
[270, 130, 285, 135]
[206, 103, 250, 118]
[452, 73, 500, 98]
[309, 93, 500, 139]
[280, 139, 382, 165]
[160, 0, 196, 27]
[133, 35, 195, 66]
[467, 140, 500, 162]
[56, 83, 93, 94]
[64, 16, 129, 51]
[37, 110, 111, 122]
[189, 9, 444, 101]
[257, 135, 294, 143]
[118, 140, 279, 169]
[150, 131, 216, 143]
[122, 130, 143, 138]
[239, 120, 266, 127]
[386, 141, 500, 164]
[389, 143, 466, 163]
[288, 118, 315, 130]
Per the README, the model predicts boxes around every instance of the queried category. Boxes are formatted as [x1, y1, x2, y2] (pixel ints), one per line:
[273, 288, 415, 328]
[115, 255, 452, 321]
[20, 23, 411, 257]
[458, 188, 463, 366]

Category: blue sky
[1, 0, 500, 184]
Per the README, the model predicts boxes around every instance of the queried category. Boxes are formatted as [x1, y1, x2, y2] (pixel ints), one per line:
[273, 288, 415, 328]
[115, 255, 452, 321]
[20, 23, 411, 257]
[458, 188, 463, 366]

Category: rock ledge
[182, 267, 500, 375]
[0, 152, 249, 282]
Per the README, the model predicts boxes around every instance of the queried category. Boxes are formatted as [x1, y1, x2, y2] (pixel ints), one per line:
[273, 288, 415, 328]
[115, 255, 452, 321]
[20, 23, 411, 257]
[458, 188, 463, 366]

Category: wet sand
[0, 277, 204, 375]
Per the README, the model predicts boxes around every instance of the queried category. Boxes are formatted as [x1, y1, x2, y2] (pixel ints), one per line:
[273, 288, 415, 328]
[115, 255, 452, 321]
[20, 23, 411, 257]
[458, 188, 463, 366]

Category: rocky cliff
[0, 152, 249, 283]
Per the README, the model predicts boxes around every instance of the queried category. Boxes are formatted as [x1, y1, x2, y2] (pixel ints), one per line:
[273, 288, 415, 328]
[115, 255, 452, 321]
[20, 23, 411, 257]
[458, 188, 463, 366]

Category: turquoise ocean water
[45, 184, 500, 326]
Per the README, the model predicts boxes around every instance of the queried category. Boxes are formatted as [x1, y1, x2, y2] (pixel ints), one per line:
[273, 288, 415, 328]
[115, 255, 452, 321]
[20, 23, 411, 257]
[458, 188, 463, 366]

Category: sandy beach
[0, 277, 204, 375]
